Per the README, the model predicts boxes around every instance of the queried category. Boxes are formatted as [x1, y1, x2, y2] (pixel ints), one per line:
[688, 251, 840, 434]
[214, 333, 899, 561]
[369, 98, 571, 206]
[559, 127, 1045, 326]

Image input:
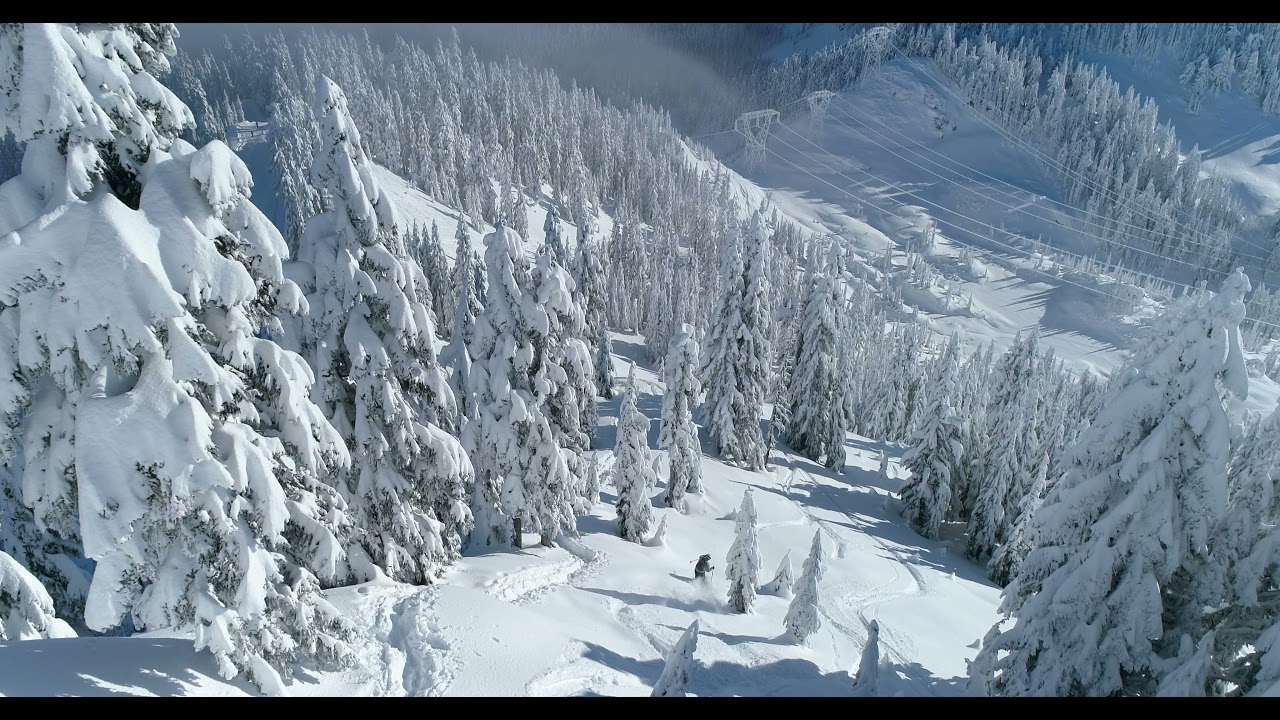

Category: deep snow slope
[0, 332, 1000, 697]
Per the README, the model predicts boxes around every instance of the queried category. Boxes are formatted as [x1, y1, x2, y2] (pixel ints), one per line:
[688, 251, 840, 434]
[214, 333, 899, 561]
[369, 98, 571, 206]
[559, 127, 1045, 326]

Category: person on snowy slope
[694, 554, 715, 580]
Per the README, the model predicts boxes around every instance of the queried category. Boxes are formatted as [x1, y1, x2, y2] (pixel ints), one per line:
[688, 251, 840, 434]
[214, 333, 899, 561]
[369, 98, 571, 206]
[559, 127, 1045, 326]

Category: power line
[771, 123, 1222, 279]
[825, 96, 1273, 268]
[762, 136, 1175, 302]
[691, 129, 738, 141]
[759, 125, 1280, 332]
[889, 45, 1276, 261]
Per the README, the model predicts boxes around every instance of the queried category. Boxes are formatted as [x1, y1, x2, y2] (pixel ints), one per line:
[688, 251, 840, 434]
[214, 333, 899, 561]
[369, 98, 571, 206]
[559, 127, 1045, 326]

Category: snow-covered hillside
[6, 22, 1280, 699]
[698, 55, 1280, 414]
[1077, 49, 1280, 221]
[0, 332, 998, 697]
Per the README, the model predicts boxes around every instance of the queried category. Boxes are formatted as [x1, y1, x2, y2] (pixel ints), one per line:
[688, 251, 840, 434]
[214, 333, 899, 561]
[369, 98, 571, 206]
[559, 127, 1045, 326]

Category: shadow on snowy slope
[0, 637, 257, 697]
[578, 586, 724, 615]
[658, 623, 793, 648]
[578, 640, 666, 688]
[688, 655, 961, 697]
[574, 505, 620, 538]
[609, 337, 651, 371]
[767, 441, 995, 588]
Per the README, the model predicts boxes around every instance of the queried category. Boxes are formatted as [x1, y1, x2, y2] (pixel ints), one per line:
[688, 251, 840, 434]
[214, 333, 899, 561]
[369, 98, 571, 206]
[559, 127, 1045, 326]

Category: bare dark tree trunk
[513, 516, 523, 549]
[540, 533, 553, 548]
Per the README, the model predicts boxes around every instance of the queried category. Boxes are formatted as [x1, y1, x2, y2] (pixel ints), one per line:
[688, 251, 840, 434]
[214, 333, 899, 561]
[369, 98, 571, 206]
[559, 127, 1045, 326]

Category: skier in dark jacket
[694, 554, 714, 580]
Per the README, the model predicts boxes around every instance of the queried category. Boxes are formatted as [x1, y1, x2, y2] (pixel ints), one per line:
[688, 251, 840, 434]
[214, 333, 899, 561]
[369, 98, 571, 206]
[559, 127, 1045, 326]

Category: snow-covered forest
[2, 21, 1280, 697]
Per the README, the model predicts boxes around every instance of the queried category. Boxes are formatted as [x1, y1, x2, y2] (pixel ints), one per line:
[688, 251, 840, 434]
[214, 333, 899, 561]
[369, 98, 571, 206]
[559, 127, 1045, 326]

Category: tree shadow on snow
[609, 338, 651, 371]
[872, 660, 968, 697]
[688, 655, 964, 697]
[659, 624, 793, 648]
[579, 640, 665, 685]
[571, 636, 962, 696]
[767, 447, 995, 588]
[578, 586, 724, 615]
[592, 421, 619, 453]
[574, 511, 618, 538]
[689, 657, 855, 697]
[0, 637, 258, 697]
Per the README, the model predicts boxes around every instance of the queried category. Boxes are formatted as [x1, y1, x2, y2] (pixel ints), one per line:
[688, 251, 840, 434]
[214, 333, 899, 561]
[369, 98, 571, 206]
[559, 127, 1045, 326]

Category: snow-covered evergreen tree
[726, 489, 762, 613]
[966, 400, 1025, 561]
[543, 204, 568, 267]
[762, 550, 793, 598]
[572, 235, 613, 400]
[645, 514, 669, 547]
[853, 620, 881, 696]
[450, 217, 483, 319]
[1176, 400, 1280, 695]
[440, 218, 485, 430]
[969, 270, 1252, 697]
[531, 250, 597, 515]
[583, 455, 602, 507]
[702, 214, 771, 470]
[267, 87, 321, 254]
[615, 366, 656, 542]
[966, 331, 1041, 561]
[784, 532, 823, 643]
[660, 323, 701, 511]
[786, 242, 846, 468]
[0, 546, 75, 641]
[551, 253, 598, 449]
[0, 25, 356, 692]
[986, 452, 1050, 588]
[464, 221, 577, 548]
[735, 214, 773, 469]
[651, 619, 699, 697]
[899, 347, 963, 540]
[415, 219, 452, 334]
[301, 76, 471, 582]
[510, 190, 529, 239]
[595, 331, 616, 401]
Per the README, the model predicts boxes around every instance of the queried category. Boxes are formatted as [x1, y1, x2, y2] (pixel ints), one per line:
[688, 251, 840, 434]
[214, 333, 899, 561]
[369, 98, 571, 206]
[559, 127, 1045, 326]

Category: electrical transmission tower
[806, 90, 837, 144]
[735, 110, 780, 170]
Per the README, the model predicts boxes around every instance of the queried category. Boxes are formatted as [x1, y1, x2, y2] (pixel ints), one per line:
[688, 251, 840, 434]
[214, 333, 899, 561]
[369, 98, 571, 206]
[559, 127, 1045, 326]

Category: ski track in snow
[523, 585, 665, 697]
[481, 555, 584, 605]
[347, 585, 454, 697]
[786, 466, 926, 666]
[482, 535, 612, 607]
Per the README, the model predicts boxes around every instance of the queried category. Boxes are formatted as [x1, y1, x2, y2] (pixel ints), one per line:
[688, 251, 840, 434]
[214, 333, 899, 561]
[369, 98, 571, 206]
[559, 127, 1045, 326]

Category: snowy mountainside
[1077, 48, 1280, 221]
[0, 333, 1001, 697]
[0, 115, 1013, 692]
[233, 81, 1280, 413]
[6, 21, 1279, 700]
[701, 54, 1280, 415]
[701, 57, 1138, 376]
[232, 126, 608, 266]
[762, 23, 855, 63]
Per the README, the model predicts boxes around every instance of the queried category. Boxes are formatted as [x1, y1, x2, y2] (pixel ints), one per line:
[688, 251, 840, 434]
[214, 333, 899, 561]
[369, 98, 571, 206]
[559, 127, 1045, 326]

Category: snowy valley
[2, 22, 1280, 698]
